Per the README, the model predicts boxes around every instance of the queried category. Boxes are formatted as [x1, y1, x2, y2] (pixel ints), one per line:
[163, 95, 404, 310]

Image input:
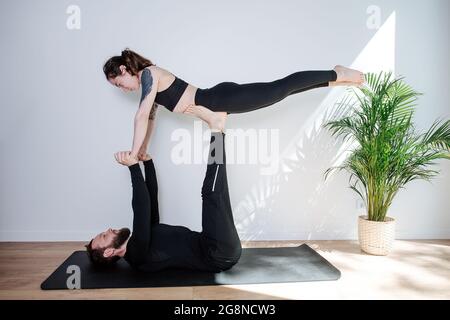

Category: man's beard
[112, 228, 131, 248]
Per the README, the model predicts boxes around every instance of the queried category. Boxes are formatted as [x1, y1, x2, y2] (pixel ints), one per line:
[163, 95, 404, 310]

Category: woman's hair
[103, 48, 154, 80]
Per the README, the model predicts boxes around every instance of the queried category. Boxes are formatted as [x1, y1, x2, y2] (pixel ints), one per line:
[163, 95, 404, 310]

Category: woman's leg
[187, 66, 364, 119]
[183, 74, 334, 126]
[194, 70, 337, 114]
[199, 131, 242, 270]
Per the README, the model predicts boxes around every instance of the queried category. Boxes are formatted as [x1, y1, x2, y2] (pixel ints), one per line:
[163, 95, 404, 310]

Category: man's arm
[143, 159, 160, 225]
[131, 68, 159, 159]
[127, 163, 152, 257]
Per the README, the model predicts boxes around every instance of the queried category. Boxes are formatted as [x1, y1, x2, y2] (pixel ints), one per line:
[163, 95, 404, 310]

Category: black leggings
[199, 131, 242, 271]
[194, 70, 337, 114]
[126, 131, 241, 273]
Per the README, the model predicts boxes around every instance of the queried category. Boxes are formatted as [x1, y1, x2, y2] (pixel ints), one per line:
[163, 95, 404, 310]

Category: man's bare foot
[333, 65, 365, 84]
[184, 104, 227, 132]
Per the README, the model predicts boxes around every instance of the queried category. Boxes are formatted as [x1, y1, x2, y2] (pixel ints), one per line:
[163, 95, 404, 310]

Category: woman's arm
[138, 104, 159, 157]
[130, 68, 159, 159]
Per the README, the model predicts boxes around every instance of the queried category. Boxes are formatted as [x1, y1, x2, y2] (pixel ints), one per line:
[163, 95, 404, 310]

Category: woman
[103, 48, 364, 160]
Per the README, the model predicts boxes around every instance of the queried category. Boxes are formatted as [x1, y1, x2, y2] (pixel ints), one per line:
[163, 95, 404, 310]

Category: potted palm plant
[323, 71, 450, 255]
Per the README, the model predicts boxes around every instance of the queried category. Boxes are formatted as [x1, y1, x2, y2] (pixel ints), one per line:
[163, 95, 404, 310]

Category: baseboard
[0, 230, 448, 242]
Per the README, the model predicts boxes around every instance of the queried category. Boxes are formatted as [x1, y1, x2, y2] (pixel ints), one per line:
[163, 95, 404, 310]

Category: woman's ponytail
[103, 48, 154, 79]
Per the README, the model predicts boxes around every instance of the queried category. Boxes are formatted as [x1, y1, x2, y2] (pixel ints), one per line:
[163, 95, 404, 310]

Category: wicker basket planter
[358, 215, 395, 255]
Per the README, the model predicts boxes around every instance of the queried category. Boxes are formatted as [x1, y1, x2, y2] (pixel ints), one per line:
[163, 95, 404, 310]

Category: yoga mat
[41, 244, 340, 290]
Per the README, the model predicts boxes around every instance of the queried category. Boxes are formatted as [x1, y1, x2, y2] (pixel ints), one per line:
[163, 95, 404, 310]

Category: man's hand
[114, 151, 139, 167]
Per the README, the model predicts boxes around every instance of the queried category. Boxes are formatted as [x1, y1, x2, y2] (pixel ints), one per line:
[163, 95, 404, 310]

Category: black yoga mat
[41, 244, 340, 290]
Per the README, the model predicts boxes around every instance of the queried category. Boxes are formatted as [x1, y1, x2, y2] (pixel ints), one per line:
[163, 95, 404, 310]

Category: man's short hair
[85, 239, 120, 268]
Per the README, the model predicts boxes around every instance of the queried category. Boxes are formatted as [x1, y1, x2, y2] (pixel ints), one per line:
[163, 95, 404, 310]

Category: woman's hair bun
[121, 48, 131, 57]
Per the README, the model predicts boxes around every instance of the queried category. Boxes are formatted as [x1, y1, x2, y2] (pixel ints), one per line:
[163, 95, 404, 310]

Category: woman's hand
[138, 153, 152, 161]
[114, 151, 139, 167]
[137, 146, 148, 162]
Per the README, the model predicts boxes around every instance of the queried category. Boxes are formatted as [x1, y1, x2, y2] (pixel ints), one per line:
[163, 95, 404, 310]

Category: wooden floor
[0, 240, 449, 300]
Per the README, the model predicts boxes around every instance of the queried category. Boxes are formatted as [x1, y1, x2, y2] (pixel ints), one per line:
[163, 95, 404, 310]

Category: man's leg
[200, 131, 242, 270]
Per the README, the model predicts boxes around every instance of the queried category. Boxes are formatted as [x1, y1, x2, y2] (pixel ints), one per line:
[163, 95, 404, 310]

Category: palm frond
[323, 70, 450, 221]
[421, 119, 450, 151]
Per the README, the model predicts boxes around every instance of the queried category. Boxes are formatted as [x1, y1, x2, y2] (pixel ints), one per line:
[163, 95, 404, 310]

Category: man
[86, 113, 242, 273]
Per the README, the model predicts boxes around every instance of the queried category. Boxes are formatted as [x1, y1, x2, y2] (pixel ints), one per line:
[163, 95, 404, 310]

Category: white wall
[0, 0, 448, 241]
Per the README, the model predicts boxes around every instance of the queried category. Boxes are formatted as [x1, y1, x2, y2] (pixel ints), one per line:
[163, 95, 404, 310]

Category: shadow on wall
[232, 8, 400, 241]
[233, 96, 357, 240]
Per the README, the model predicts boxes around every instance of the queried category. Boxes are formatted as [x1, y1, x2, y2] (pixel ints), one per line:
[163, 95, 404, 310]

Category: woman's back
[151, 65, 176, 92]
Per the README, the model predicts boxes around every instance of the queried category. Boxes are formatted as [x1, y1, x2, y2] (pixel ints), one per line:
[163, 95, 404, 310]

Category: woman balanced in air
[103, 48, 364, 160]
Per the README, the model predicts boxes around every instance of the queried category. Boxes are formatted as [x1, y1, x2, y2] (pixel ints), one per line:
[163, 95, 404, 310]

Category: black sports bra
[154, 76, 189, 112]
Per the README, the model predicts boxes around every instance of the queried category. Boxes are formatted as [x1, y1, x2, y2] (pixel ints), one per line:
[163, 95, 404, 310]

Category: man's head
[85, 227, 131, 268]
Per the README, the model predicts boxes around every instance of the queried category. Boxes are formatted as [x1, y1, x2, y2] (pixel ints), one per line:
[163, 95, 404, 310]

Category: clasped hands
[114, 150, 151, 167]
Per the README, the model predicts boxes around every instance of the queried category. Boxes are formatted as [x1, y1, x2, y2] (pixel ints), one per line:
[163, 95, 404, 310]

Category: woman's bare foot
[333, 65, 365, 84]
[183, 104, 227, 132]
[210, 112, 228, 132]
[328, 80, 364, 88]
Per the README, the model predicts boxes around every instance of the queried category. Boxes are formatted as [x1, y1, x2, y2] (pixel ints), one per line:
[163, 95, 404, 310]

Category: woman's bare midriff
[150, 65, 198, 113]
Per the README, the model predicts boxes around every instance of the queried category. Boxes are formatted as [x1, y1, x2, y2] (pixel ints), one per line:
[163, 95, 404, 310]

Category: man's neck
[116, 238, 130, 257]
